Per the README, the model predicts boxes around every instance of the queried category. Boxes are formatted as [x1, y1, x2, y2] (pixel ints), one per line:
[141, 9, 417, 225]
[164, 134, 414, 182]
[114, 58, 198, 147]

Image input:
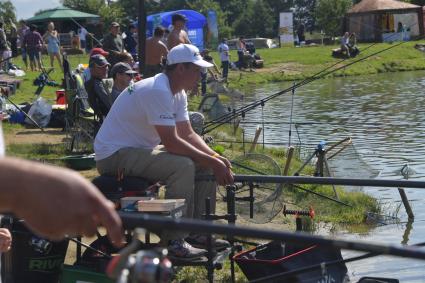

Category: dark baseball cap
[110, 62, 138, 77]
[89, 54, 110, 67]
[110, 22, 120, 27]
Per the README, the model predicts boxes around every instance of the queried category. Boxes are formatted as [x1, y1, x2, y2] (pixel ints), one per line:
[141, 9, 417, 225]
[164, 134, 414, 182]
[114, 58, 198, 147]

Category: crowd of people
[0, 13, 237, 263]
[82, 16, 234, 258]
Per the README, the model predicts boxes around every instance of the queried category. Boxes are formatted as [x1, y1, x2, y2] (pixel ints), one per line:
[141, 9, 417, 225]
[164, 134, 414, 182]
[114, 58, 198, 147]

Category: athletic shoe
[185, 234, 230, 251]
[167, 239, 207, 259]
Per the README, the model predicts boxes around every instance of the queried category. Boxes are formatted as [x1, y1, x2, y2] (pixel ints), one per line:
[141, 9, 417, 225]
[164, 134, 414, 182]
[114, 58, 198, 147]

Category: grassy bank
[2, 51, 384, 282]
[9, 39, 425, 104]
[210, 40, 425, 89]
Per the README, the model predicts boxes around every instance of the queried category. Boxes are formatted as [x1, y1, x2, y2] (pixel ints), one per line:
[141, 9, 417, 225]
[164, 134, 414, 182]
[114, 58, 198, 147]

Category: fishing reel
[107, 229, 173, 283]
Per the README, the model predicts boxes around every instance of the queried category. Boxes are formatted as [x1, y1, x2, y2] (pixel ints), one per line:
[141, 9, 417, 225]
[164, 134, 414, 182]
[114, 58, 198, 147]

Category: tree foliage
[61, 0, 124, 32]
[315, 0, 352, 37]
[264, 0, 294, 36]
[294, 0, 317, 32]
[233, 0, 274, 38]
[58, 0, 355, 40]
[0, 0, 16, 23]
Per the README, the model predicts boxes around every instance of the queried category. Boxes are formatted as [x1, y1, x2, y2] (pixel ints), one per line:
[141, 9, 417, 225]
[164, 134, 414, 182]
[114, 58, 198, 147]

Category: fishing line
[202, 23, 421, 134]
[207, 38, 407, 131]
[288, 82, 295, 147]
[67, 237, 112, 259]
[291, 184, 352, 207]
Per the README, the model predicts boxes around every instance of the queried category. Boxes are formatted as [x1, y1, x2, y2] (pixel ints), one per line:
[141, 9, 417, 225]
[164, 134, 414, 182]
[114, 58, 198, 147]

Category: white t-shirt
[218, 43, 229, 62]
[94, 73, 189, 161]
[78, 27, 88, 41]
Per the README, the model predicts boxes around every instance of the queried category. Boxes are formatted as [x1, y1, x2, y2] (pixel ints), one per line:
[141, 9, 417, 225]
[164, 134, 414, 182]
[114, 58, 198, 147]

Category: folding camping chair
[63, 54, 99, 153]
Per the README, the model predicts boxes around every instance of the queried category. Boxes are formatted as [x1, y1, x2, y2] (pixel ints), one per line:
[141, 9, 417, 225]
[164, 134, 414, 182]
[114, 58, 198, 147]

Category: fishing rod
[231, 159, 351, 207]
[288, 82, 295, 147]
[202, 24, 421, 134]
[67, 237, 112, 259]
[69, 17, 103, 47]
[196, 174, 425, 190]
[250, 241, 425, 283]
[203, 39, 408, 134]
[119, 212, 425, 260]
[216, 120, 394, 126]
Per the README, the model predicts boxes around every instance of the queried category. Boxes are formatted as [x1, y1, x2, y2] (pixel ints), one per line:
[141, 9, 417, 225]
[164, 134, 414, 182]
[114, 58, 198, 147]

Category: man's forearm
[164, 135, 215, 167]
[183, 132, 216, 156]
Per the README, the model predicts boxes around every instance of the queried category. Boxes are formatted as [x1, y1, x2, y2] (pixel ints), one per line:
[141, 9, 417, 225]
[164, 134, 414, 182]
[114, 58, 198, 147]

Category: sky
[13, 0, 62, 20]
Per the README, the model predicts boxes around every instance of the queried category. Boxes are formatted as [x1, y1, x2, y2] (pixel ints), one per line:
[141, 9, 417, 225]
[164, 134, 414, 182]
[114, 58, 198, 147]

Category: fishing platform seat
[92, 175, 158, 205]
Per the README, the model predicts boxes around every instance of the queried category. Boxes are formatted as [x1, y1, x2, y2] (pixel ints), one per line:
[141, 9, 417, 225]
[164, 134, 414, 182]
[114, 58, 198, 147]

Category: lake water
[230, 71, 425, 282]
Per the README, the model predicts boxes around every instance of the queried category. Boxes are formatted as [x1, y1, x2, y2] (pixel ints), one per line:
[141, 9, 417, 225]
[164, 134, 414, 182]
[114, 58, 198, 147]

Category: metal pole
[118, 212, 425, 260]
[288, 83, 295, 147]
[196, 174, 425, 189]
[3, 96, 44, 131]
[138, 0, 146, 75]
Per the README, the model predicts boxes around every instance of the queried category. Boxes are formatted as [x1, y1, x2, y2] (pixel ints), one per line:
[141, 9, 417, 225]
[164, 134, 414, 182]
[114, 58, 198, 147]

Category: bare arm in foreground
[0, 157, 124, 246]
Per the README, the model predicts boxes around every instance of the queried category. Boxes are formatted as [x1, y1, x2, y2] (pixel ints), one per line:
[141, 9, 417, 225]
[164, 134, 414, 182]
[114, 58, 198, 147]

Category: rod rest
[92, 175, 157, 203]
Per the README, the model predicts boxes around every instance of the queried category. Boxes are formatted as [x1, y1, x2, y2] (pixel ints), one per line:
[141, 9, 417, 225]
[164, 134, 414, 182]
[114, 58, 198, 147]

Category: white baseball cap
[167, 44, 213, 68]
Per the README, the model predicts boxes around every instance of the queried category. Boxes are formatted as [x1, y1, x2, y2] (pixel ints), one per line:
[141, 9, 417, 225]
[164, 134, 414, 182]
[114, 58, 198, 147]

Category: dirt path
[255, 62, 307, 75]
[4, 127, 66, 145]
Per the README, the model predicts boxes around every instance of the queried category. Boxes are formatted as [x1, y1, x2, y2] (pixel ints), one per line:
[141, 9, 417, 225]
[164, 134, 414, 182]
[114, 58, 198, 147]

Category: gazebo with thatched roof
[346, 0, 424, 42]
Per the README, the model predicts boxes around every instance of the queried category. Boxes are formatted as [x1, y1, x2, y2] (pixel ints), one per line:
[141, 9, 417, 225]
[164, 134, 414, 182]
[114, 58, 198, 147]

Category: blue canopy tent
[146, 10, 207, 50]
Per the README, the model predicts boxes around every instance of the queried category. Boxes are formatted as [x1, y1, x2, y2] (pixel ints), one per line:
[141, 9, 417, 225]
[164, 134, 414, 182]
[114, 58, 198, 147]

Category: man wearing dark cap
[82, 48, 110, 82]
[85, 54, 112, 120]
[102, 22, 124, 68]
[167, 13, 191, 50]
[94, 44, 233, 259]
[109, 62, 137, 103]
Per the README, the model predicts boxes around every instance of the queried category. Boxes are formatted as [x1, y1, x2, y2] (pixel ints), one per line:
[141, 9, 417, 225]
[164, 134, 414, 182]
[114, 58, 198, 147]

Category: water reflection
[230, 71, 425, 281]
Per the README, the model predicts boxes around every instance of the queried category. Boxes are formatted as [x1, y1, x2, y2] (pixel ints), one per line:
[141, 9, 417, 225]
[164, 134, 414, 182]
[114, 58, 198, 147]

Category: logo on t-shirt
[159, 114, 175, 120]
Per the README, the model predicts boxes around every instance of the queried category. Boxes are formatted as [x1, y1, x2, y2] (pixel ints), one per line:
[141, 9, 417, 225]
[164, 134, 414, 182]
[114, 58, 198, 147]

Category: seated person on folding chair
[109, 62, 138, 103]
[84, 55, 112, 121]
[94, 44, 233, 259]
[340, 32, 350, 58]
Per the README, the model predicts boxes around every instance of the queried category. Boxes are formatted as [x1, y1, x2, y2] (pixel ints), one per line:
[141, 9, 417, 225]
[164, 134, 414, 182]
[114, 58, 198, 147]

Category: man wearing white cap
[94, 44, 233, 259]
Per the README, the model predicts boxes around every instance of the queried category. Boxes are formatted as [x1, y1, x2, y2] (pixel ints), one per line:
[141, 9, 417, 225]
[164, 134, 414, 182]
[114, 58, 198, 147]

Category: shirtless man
[144, 26, 168, 78]
[167, 13, 191, 50]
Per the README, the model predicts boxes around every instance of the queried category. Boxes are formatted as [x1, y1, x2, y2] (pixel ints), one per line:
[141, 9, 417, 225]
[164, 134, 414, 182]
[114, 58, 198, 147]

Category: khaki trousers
[96, 146, 216, 241]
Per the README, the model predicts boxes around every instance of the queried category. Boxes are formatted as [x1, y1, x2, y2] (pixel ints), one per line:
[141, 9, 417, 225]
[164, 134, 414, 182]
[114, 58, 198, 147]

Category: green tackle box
[60, 265, 113, 283]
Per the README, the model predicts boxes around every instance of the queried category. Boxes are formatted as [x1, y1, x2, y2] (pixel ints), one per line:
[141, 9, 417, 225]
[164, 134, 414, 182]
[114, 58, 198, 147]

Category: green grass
[6, 142, 67, 161]
[11, 53, 89, 104]
[8, 49, 381, 224]
[5, 50, 384, 283]
[208, 40, 425, 89]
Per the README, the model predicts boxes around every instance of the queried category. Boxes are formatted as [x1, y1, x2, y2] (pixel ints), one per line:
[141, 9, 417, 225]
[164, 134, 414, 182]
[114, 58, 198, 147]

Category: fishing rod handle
[283, 205, 315, 218]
